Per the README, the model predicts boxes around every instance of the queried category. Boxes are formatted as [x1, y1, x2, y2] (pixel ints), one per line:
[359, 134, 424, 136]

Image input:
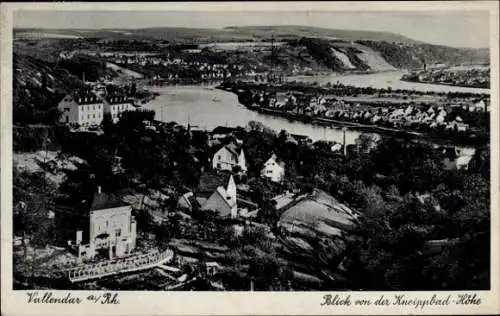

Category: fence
[67, 249, 173, 283]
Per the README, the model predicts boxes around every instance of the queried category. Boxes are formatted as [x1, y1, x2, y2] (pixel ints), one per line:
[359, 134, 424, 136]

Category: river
[287, 71, 490, 94]
[143, 85, 363, 145]
[142, 71, 484, 151]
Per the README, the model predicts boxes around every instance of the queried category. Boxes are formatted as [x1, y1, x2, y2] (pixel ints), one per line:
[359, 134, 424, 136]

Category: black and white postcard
[1, 2, 499, 315]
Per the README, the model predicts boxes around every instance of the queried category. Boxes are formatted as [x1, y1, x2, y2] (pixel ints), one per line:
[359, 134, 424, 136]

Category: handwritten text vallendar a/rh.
[26, 292, 82, 304]
[26, 292, 120, 305]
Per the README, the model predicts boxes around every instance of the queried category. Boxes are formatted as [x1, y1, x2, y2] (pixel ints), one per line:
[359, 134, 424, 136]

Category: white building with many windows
[102, 95, 136, 123]
[58, 91, 104, 126]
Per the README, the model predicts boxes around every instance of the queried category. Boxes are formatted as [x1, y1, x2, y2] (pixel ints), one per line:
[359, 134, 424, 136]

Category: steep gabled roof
[215, 186, 236, 208]
[90, 192, 129, 211]
[274, 154, 286, 168]
[197, 171, 232, 194]
[264, 153, 285, 168]
[178, 192, 201, 210]
[224, 143, 241, 157]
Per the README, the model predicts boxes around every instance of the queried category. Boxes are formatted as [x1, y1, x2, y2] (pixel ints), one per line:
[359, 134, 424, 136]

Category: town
[12, 18, 491, 293]
[223, 80, 490, 146]
[402, 65, 490, 89]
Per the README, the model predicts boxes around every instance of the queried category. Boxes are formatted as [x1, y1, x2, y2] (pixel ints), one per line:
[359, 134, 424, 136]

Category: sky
[13, 10, 491, 48]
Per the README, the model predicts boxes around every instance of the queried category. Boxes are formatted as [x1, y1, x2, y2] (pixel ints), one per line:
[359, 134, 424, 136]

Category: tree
[129, 82, 137, 96]
[345, 143, 490, 290]
[257, 199, 279, 229]
[101, 112, 114, 135]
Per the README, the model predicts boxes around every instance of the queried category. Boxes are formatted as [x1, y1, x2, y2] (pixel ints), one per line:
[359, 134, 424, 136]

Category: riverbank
[141, 84, 363, 145]
[137, 83, 483, 149]
[287, 71, 490, 94]
[400, 77, 490, 90]
[215, 82, 488, 148]
[236, 100, 485, 148]
[245, 104, 423, 137]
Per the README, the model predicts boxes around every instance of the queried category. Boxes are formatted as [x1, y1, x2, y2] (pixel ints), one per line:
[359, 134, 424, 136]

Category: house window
[93, 114, 95, 119]
[87, 114, 90, 119]
[218, 155, 221, 160]
[115, 228, 121, 237]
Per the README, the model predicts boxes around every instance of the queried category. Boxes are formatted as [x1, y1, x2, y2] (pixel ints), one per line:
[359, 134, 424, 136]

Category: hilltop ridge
[223, 25, 422, 44]
[14, 25, 425, 44]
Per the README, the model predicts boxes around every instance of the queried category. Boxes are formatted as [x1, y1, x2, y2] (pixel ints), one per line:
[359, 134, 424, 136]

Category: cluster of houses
[102, 53, 253, 81]
[177, 136, 287, 220]
[51, 112, 475, 269]
[59, 50, 157, 63]
[250, 90, 489, 133]
[55, 122, 292, 264]
[403, 66, 490, 88]
[57, 89, 142, 127]
[59, 49, 256, 82]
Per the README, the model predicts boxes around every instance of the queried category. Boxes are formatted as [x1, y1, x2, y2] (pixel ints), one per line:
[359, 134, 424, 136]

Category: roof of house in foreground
[223, 143, 241, 157]
[197, 171, 232, 194]
[90, 191, 129, 211]
[279, 189, 360, 232]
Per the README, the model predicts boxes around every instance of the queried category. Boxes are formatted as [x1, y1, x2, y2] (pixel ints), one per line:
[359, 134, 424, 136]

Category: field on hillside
[14, 25, 489, 71]
[14, 25, 421, 43]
